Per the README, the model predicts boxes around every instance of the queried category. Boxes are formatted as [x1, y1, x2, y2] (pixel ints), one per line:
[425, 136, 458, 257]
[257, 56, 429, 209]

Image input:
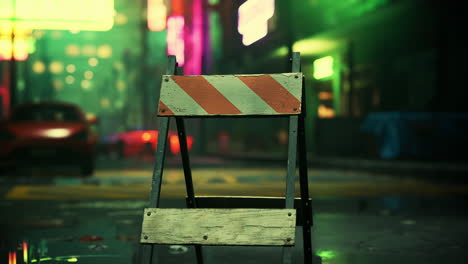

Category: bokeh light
[49, 61, 64, 74]
[88, 57, 98, 67]
[100, 97, 111, 108]
[65, 75, 75, 84]
[97, 45, 112, 58]
[53, 79, 64, 91]
[81, 80, 91, 90]
[66, 44, 80, 56]
[33, 61, 46, 74]
[84, 71, 94, 79]
[66, 64, 76, 73]
[116, 80, 126, 91]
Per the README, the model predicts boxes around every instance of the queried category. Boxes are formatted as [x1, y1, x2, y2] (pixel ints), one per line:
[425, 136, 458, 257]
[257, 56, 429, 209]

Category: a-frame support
[138, 53, 319, 264]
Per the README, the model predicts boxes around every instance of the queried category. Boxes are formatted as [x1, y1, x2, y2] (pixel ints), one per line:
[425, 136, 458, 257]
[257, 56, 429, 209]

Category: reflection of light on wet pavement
[317, 250, 336, 260]
[29, 255, 120, 263]
[401, 219, 416, 225]
[8, 251, 16, 264]
[168, 245, 189, 255]
[22, 242, 28, 263]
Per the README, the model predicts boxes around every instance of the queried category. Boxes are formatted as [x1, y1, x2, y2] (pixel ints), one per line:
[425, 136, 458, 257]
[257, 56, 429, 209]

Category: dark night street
[1, 1, 468, 263]
[1, 156, 467, 264]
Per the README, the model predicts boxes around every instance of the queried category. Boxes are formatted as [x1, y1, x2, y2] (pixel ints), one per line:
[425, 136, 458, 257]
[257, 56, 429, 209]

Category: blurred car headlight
[72, 130, 89, 140]
[0, 130, 15, 141]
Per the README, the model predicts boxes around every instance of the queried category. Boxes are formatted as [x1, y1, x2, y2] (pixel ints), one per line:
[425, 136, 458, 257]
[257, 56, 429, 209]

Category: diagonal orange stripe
[171, 76, 241, 115]
[238, 75, 301, 114]
[158, 101, 175, 115]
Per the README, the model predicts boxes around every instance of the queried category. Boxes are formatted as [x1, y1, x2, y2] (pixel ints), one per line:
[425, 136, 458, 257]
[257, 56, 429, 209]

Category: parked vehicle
[0, 101, 98, 176]
[104, 129, 194, 159]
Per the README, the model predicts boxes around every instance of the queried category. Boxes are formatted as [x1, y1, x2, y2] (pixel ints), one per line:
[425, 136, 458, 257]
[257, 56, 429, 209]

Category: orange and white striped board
[158, 73, 303, 116]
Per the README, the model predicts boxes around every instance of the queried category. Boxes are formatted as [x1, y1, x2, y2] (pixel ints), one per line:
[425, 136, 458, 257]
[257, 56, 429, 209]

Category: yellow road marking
[5, 181, 468, 200]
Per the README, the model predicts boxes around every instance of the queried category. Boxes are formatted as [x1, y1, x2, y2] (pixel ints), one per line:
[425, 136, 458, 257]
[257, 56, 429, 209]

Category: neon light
[0, 0, 114, 31]
[238, 0, 275, 46]
[0, 38, 30, 61]
[166, 15, 184, 66]
[184, 0, 203, 75]
[313, 56, 334, 80]
[66, 257, 78, 262]
[292, 38, 341, 56]
[148, 0, 167, 31]
[171, 0, 184, 15]
[0, 70, 10, 117]
[23, 242, 28, 263]
[318, 104, 335, 118]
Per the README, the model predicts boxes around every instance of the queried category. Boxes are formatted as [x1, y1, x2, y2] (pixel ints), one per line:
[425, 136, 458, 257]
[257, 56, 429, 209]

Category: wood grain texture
[141, 208, 296, 246]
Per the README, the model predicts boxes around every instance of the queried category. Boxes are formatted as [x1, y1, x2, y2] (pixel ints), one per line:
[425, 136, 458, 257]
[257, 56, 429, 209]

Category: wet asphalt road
[1, 156, 468, 264]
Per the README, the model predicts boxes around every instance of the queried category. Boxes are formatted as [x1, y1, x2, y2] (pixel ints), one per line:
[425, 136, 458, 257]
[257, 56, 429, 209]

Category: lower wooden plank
[141, 208, 296, 246]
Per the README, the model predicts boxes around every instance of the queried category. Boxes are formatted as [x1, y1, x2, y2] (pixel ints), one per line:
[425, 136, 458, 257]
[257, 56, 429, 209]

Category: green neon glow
[313, 56, 334, 80]
[31, 256, 79, 262]
[272, 46, 288, 57]
[0, 0, 114, 31]
[292, 38, 341, 56]
[332, 54, 341, 115]
[317, 250, 337, 260]
[210, 11, 223, 62]
[208, 0, 220, 4]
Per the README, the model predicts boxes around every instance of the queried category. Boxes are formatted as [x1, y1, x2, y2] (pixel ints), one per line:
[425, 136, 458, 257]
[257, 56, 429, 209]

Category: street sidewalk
[201, 152, 468, 183]
[98, 151, 468, 183]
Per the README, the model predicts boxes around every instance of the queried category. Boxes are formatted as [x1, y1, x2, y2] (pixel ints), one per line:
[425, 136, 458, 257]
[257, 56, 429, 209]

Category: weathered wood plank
[141, 208, 296, 246]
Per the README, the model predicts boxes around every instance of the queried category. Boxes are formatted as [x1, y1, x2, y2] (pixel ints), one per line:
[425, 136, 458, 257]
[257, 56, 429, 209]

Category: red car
[106, 129, 194, 158]
[0, 101, 98, 176]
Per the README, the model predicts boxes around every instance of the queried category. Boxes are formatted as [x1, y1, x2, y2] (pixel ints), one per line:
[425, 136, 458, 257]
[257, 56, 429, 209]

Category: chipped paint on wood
[158, 73, 303, 116]
[140, 208, 296, 246]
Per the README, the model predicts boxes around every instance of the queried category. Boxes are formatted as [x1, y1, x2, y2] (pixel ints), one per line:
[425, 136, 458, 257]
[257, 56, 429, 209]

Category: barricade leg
[282, 115, 299, 264]
[176, 117, 204, 264]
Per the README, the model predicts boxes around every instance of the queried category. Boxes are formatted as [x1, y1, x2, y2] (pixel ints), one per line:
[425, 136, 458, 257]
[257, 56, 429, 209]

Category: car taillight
[169, 135, 194, 154]
[141, 132, 152, 142]
[0, 130, 15, 140]
[72, 130, 89, 140]
[169, 135, 180, 154]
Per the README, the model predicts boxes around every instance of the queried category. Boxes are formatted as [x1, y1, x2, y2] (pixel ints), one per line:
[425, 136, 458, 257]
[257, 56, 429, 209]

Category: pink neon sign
[166, 15, 184, 66]
[184, 0, 203, 75]
[238, 0, 275, 46]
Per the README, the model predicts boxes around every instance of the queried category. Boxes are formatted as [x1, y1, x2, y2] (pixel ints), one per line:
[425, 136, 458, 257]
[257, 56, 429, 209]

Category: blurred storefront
[2, 0, 466, 161]
[204, 0, 467, 161]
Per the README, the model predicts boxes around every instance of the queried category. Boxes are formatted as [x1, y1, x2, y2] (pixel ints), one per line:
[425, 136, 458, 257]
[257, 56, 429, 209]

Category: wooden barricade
[138, 53, 319, 264]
